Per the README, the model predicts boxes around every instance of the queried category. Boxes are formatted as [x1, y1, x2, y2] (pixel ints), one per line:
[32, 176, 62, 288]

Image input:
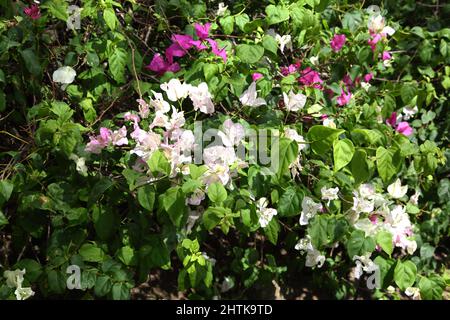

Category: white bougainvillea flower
[3, 269, 35, 300]
[299, 196, 322, 225]
[188, 82, 215, 114]
[69, 154, 88, 177]
[295, 236, 325, 268]
[275, 34, 292, 53]
[256, 197, 277, 228]
[361, 81, 371, 92]
[309, 55, 319, 66]
[387, 178, 408, 199]
[405, 287, 421, 300]
[187, 189, 205, 206]
[239, 81, 266, 107]
[216, 2, 228, 16]
[15, 286, 35, 300]
[353, 253, 378, 279]
[321, 187, 339, 203]
[284, 128, 307, 151]
[150, 91, 171, 113]
[409, 191, 420, 205]
[382, 205, 417, 254]
[218, 119, 245, 147]
[402, 105, 418, 120]
[354, 218, 380, 237]
[52, 66, 76, 84]
[160, 79, 191, 101]
[283, 91, 306, 112]
[323, 118, 336, 128]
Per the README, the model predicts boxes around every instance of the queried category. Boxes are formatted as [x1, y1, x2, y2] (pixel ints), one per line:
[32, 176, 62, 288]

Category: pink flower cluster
[146, 23, 227, 76]
[24, 4, 41, 19]
[330, 34, 346, 52]
[85, 127, 128, 154]
[386, 112, 413, 136]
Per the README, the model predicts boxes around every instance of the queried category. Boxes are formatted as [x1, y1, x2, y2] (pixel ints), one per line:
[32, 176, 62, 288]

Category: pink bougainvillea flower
[364, 72, 373, 82]
[85, 127, 112, 154]
[206, 38, 227, 62]
[368, 33, 382, 51]
[330, 34, 346, 52]
[24, 4, 41, 19]
[396, 121, 413, 136]
[146, 54, 180, 76]
[194, 22, 211, 40]
[190, 40, 208, 50]
[299, 67, 323, 89]
[386, 112, 397, 127]
[280, 64, 298, 76]
[382, 51, 392, 60]
[343, 74, 354, 88]
[252, 73, 263, 81]
[171, 34, 194, 50]
[336, 89, 352, 106]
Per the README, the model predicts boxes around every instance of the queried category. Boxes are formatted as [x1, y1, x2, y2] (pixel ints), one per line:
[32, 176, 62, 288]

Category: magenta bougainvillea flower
[396, 122, 413, 136]
[386, 112, 413, 136]
[24, 4, 41, 19]
[299, 67, 323, 89]
[382, 51, 392, 60]
[206, 38, 227, 62]
[194, 22, 211, 40]
[364, 72, 373, 82]
[336, 89, 352, 106]
[252, 73, 263, 81]
[145, 54, 180, 75]
[280, 64, 298, 76]
[368, 33, 382, 51]
[330, 34, 346, 52]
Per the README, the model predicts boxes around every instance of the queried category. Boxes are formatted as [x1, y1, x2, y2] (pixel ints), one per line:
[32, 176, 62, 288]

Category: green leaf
[111, 282, 131, 300]
[79, 243, 106, 262]
[15, 259, 42, 282]
[147, 150, 170, 176]
[20, 49, 42, 76]
[236, 44, 264, 64]
[42, 0, 68, 21]
[307, 125, 345, 155]
[108, 47, 127, 83]
[117, 246, 136, 266]
[346, 230, 376, 258]
[88, 177, 114, 207]
[264, 218, 280, 245]
[308, 215, 330, 248]
[0, 210, 7, 228]
[376, 231, 393, 256]
[137, 185, 156, 211]
[374, 256, 395, 289]
[94, 275, 112, 297]
[161, 187, 186, 227]
[376, 147, 398, 183]
[0, 180, 13, 206]
[418, 276, 445, 300]
[103, 8, 118, 30]
[277, 186, 303, 217]
[265, 5, 290, 25]
[203, 207, 227, 230]
[394, 260, 417, 291]
[235, 14, 250, 32]
[276, 138, 298, 178]
[350, 149, 370, 184]
[47, 270, 66, 294]
[92, 206, 119, 241]
[207, 183, 227, 203]
[401, 84, 417, 104]
[262, 35, 278, 55]
[219, 16, 234, 35]
[333, 139, 355, 171]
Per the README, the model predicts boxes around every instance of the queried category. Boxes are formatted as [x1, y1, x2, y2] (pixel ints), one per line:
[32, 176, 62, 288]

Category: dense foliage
[0, 0, 449, 300]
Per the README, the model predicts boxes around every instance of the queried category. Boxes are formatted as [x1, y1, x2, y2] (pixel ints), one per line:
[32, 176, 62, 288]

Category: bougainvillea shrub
[0, 0, 448, 300]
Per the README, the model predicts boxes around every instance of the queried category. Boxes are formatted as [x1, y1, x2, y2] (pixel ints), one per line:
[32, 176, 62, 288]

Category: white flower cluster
[3, 269, 35, 300]
[351, 180, 418, 254]
[295, 236, 325, 268]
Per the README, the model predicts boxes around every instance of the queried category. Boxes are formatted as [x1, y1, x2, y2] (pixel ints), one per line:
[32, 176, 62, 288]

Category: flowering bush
[0, 0, 449, 300]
